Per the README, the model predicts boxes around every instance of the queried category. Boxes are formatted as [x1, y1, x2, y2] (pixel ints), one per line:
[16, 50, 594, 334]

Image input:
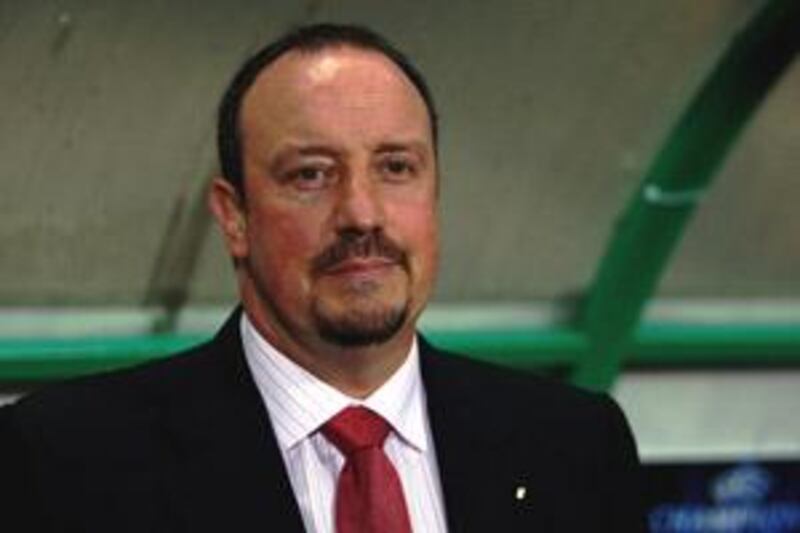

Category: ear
[208, 177, 248, 258]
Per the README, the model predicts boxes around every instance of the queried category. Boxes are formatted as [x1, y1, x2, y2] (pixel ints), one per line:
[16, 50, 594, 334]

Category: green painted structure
[1, 0, 799, 390]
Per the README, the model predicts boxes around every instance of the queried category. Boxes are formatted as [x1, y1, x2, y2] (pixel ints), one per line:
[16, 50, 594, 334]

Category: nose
[333, 172, 385, 233]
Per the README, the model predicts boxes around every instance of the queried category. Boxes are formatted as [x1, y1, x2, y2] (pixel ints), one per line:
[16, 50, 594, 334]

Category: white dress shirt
[241, 314, 449, 533]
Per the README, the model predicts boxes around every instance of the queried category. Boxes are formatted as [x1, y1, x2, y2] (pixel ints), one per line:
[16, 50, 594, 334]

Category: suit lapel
[420, 339, 547, 532]
[162, 312, 305, 533]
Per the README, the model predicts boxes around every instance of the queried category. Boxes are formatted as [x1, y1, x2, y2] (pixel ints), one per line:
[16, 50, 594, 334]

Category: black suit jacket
[1, 311, 646, 532]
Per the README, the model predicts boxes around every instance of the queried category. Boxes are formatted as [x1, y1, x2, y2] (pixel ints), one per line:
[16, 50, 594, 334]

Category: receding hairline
[237, 43, 435, 143]
[217, 23, 439, 194]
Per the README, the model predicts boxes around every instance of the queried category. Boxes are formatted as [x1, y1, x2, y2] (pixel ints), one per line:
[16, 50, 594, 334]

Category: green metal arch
[571, 0, 800, 390]
[1, 1, 800, 389]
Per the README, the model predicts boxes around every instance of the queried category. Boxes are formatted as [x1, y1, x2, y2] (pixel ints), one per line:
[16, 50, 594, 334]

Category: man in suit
[1, 24, 646, 532]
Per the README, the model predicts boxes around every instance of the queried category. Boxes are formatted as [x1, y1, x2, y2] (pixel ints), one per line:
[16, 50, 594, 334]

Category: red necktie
[322, 406, 413, 533]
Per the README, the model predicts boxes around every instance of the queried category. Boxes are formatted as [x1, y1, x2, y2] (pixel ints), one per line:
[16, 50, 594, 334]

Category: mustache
[312, 230, 408, 275]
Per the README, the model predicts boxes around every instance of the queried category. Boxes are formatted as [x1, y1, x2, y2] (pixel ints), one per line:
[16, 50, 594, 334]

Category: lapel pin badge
[514, 485, 527, 501]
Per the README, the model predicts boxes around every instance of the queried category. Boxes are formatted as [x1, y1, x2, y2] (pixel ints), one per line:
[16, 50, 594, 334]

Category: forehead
[239, 46, 433, 147]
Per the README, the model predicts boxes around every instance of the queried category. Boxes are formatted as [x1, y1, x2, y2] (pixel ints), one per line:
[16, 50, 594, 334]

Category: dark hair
[217, 23, 439, 195]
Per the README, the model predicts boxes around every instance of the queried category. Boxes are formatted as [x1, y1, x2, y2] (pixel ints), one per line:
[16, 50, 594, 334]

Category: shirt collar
[241, 313, 428, 454]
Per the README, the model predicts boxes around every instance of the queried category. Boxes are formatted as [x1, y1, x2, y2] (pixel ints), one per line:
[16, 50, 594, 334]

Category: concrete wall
[3, 0, 797, 307]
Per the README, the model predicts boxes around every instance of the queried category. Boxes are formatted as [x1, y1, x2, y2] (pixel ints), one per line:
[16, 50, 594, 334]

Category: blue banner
[646, 461, 800, 532]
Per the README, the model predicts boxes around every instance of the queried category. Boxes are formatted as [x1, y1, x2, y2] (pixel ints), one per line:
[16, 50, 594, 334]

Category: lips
[322, 257, 397, 276]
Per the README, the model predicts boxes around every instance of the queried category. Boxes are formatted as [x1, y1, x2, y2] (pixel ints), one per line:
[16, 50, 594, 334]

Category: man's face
[215, 46, 438, 356]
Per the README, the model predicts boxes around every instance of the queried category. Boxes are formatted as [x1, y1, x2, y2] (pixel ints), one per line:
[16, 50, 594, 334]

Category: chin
[312, 297, 410, 347]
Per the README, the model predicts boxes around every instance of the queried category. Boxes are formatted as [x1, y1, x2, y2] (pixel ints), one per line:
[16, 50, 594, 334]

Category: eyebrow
[270, 139, 431, 169]
[282, 144, 343, 158]
[269, 144, 343, 171]
[373, 141, 430, 160]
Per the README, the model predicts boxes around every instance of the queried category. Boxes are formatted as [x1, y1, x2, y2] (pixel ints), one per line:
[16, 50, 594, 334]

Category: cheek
[248, 207, 322, 280]
[390, 201, 439, 263]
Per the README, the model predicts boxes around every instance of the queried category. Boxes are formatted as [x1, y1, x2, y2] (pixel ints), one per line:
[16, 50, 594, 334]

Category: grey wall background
[1, 0, 797, 307]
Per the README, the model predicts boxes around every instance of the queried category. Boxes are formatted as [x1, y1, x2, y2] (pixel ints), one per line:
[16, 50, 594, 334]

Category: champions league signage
[646, 461, 800, 532]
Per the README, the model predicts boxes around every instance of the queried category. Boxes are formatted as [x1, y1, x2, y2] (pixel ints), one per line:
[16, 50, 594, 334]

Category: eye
[379, 156, 418, 181]
[286, 164, 333, 190]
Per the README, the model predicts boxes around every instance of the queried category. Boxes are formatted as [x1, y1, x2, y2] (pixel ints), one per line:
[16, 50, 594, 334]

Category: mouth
[312, 230, 409, 279]
[321, 257, 398, 277]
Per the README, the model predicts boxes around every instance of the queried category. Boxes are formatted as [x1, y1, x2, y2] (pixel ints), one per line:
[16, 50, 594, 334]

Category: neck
[243, 303, 415, 399]
[311, 338, 413, 398]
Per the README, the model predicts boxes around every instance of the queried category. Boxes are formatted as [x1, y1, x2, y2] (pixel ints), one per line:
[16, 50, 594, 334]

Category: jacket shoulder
[6, 335, 226, 446]
[422, 339, 618, 419]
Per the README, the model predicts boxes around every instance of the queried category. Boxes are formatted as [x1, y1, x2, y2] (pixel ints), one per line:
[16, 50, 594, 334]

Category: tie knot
[322, 406, 390, 455]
